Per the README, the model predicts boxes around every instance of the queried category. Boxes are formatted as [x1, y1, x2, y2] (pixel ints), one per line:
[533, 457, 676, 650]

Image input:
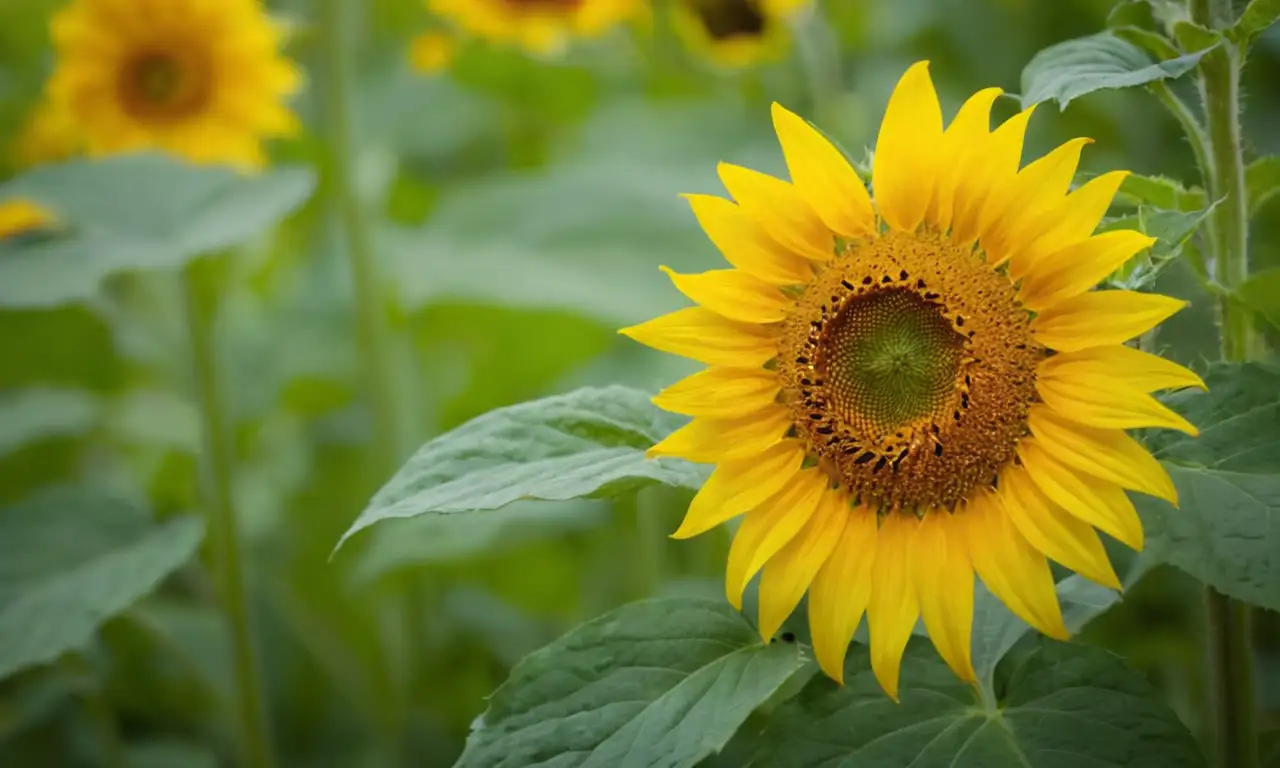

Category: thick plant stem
[316, 0, 404, 472]
[1192, 0, 1259, 766]
[182, 260, 275, 768]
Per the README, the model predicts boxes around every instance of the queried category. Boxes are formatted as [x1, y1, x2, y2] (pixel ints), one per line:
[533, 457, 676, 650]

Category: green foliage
[1105, 203, 1214, 288]
[742, 639, 1205, 767]
[0, 487, 204, 680]
[1020, 31, 1210, 109]
[1235, 269, 1280, 328]
[1247, 156, 1280, 216]
[336, 387, 704, 550]
[0, 389, 100, 460]
[1230, 0, 1280, 44]
[1140, 362, 1280, 611]
[0, 155, 314, 308]
[455, 598, 808, 768]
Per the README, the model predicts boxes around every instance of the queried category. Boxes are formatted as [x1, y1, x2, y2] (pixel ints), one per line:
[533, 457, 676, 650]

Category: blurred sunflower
[622, 62, 1201, 699]
[0, 200, 52, 240]
[410, 30, 457, 74]
[12, 97, 83, 169]
[674, 0, 808, 68]
[428, 0, 643, 54]
[46, 0, 301, 169]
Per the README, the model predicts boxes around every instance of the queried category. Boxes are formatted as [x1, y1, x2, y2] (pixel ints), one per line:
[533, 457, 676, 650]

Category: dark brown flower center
[690, 0, 767, 40]
[777, 231, 1042, 513]
[118, 50, 212, 122]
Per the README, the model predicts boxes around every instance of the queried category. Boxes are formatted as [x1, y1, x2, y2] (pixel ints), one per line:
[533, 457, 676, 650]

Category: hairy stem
[182, 259, 275, 768]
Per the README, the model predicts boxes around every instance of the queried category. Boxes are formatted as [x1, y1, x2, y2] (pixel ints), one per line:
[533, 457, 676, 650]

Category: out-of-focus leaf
[1231, 0, 1280, 44]
[0, 487, 204, 679]
[1021, 31, 1210, 109]
[745, 640, 1205, 767]
[0, 389, 101, 460]
[455, 598, 808, 768]
[1106, 204, 1213, 289]
[124, 740, 218, 768]
[1117, 174, 1207, 211]
[0, 155, 315, 308]
[106, 391, 200, 452]
[352, 500, 606, 584]
[1235, 268, 1280, 328]
[336, 386, 698, 550]
[1139, 362, 1280, 611]
[1247, 155, 1280, 215]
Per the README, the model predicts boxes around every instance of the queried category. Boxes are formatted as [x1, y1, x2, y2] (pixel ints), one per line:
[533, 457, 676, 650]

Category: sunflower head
[12, 97, 83, 169]
[623, 62, 1202, 700]
[674, 0, 809, 68]
[47, 0, 302, 169]
[429, 0, 644, 55]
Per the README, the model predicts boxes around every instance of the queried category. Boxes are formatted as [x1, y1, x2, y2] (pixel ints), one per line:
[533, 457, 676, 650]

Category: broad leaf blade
[0, 155, 315, 308]
[1232, 0, 1280, 44]
[1236, 268, 1280, 328]
[337, 386, 701, 549]
[746, 639, 1205, 767]
[1139, 362, 1280, 611]
[1021, 32, 1210, 109]
[456, 597, 808, 768]
[0, 388, 101, 460]
[1247, 155, 1280, 216]
[0, 487, 205, 679]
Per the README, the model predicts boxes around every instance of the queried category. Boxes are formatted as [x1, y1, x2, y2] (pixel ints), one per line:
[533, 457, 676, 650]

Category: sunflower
[46, 0, 301, 169]
[410, 30, 457, 74]
[0, 200, 53, 241]
[674, 0, 808, 68]
[621, 62, 1202, 700]
[429, 0, 643, 55]
[12, 97, 83, 169]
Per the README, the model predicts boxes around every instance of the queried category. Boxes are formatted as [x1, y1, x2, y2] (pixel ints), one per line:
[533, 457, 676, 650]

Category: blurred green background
[0, 0, 1278, 765]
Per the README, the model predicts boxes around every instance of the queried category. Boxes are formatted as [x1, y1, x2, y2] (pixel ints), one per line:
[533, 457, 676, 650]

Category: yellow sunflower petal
[717, 163, 834, 262]
[915, 513, 976, 683]
[652, 367, 781, 417]
[1037, 374, 1198, 435]
[873, 61, 944, 233]
[1039, 345, 1206, 394]
[952, 105, 1036, 245]
[0, 200, 53, 240]
[1018, 437, 1143, 550]
[929, 86, 1002, 233]
[620, 307, 777, 367]
[1027, 404, 1177, 504]
[1019, 230, 1157, 311]
[808, 506, 877, 683]
[659, 266, 789, 324]
[867, 513, 921, 701]
[723, 468, 829, 608]
[756, 488, 849, 640]
[1031, 291, 1188, 352]
[1013, 171, 1131, 279]
[648, 405, 792, 463]
[999, 467, 1121, 590]
[771, 102, 875, 239]
[982, 138, 1092, 267]
[673, 439, 806, 540]
[682, 194, 815, 285]
[964, 490, 1069, 640]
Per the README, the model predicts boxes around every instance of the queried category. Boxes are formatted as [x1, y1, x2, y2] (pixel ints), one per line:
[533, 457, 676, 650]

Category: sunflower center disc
[777, 231, 1043, 513]
[119, 51, 212, 122]
[692, 0, 767, 40]
[824, 289, 965, 435]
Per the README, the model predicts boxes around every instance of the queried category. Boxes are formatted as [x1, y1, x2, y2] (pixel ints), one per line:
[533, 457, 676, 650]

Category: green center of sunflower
[824, 289, 965, 435]
[119, 51, 212, 122]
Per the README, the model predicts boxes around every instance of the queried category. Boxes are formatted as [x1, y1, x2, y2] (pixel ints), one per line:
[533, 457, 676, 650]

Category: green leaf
[1105, 204, 1214, 289]
[124, 741, 218, 768]
[1247, 155, 1280, 215]
[746, 639, 1205, 767]
[1021, 31, 1211, 109]
[0, 487, 205, 680]
[455, 597, 808, 768]
[1139, 362, 1280, 611]
[336, 386, 699, 550]
[1235, 268, 1280, 328]
[1117, 173, 1207, 211]
[1107, 2, 1184, 59]
[0, 154, 315, 308]
[1172, 20, 1222, 52]
[0, 389, 101, 460]
[1231, 0, 1280, 44]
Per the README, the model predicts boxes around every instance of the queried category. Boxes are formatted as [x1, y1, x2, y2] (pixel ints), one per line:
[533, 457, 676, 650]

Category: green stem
[316, 0, 404, 472]
[181, 259, 275, 768]
[1191, 0, 1259, 765]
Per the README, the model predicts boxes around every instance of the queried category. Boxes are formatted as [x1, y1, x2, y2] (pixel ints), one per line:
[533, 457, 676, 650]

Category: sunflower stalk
[1188, 0, 1259, 765]
[181, 258, 276, 768]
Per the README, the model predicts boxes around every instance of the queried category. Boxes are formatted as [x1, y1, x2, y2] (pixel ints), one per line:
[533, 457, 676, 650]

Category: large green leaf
[0, 389, 101, 460]
[0, 154, 315, 308]
[1021, 31, 1210, 109]
[1247, 155, 1280, 216]
[746, 639, 1205, 767]
[0, 487, 205, 680]
[1231, 0, 1280, 44]
[336, 386, 700, 550]
[1236, 268, 1280, 329]
[1139, 362, 1280, 610]
[455, 597, 808, 768]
